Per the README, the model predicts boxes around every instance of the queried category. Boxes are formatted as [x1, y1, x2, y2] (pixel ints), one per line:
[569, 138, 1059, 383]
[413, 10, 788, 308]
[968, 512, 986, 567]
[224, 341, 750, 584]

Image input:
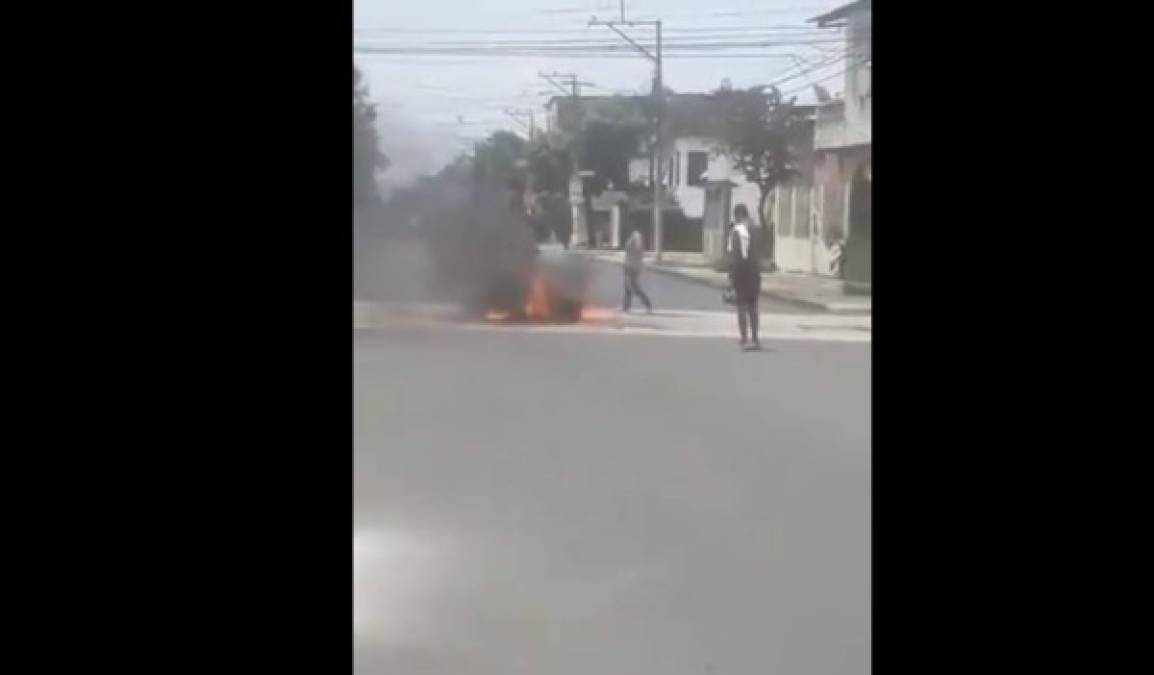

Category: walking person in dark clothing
[622, 228, 653, 313]
[727, 204, 762, 351]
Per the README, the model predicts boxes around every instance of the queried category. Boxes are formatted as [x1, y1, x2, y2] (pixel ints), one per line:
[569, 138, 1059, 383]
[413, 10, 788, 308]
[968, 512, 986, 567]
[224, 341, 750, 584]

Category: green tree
[531, 96, 647, 197]
[711, 84, 802, 261]
[474, 130, 527, 187]
[527, 138, 571, 196]
[575, 120, 645, 195]
[354, 64, 388, 206]
[571, 96, 647, 195]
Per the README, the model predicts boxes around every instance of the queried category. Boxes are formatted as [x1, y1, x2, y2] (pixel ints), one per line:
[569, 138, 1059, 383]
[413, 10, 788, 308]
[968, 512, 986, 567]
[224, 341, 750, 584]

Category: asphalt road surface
[581, 257, 817, 315]
[354, 312, 871, 674]
[352, 235, 817, 316]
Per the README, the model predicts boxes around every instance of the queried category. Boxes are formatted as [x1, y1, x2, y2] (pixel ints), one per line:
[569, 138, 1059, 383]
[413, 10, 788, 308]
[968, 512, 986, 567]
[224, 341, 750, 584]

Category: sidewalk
[574, 249, 871, 314]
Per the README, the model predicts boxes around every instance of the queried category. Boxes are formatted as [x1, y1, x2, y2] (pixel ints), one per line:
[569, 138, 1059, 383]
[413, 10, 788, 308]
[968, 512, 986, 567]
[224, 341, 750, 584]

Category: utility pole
[539, 71, 594, 248]
[502, 107, 536, 224]
[589, 15, 665, 261]
[540, 71, 593, 105]
[502, 107, 535, 141]
[471, 139, 481, 215]
[656, 20, 662, 262]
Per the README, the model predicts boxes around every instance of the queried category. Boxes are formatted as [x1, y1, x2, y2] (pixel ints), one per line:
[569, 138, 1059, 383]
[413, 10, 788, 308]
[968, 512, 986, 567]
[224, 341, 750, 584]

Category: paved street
[353, 237, 820, 316]
[582, 255, 819, 315]
[354, 253, 871, 674]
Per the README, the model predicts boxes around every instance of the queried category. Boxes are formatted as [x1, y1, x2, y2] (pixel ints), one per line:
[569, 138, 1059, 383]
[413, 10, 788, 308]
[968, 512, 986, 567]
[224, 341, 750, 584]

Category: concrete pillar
[810, 184, 820, 273]
[568, 174, 588, 248]
[772, 185, 782, 236]
[790, 185, 798, 238]
[842, 173, 853, 240]
[610, 204, 621, 248]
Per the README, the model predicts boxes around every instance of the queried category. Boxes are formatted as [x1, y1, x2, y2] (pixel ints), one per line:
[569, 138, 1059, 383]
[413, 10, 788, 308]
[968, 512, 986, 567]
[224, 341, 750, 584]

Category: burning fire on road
[419, 175, 600, 327]
[482, 269, 586, 325]
[477, 253, 604, 326]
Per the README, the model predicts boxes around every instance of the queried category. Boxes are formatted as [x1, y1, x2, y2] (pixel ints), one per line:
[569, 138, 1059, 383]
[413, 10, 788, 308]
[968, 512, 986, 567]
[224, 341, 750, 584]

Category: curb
[648, 261, 870, 314]
[648, 263, 832, 312]
[577, 251, 870, 314]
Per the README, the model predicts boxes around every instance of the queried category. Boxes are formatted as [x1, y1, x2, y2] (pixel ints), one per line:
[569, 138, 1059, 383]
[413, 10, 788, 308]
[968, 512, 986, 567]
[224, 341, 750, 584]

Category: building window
[687, 151, 709, 186]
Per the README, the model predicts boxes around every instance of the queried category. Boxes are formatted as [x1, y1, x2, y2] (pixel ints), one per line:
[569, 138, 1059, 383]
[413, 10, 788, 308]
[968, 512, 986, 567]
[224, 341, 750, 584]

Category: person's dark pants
[732, 271, 760, 344]
[623, 267, 652, 312]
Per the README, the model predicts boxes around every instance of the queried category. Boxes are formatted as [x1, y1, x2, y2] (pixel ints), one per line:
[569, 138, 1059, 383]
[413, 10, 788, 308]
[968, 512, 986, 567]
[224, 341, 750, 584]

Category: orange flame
[524, 272, 551, 321]
[580, 305, 614, 322]
[480, 271, 591, 324]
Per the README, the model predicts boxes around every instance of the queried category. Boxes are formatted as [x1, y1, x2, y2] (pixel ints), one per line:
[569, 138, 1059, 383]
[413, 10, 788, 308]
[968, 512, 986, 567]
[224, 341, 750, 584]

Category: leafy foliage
[527, 139, 571, 196]
[711, 84, 804, 255]
[474, 130, 528, 189]
[354, 65, 388, 206]
[572, 97, 648, 196]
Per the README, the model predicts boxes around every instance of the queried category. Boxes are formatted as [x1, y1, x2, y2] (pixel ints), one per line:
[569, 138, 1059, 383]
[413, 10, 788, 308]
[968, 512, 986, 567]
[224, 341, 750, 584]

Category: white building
[770, 107, 829, 276]
[661, 137, 759, 222]
[805, 0, 872, 291]
[622, 94, 767, 255]
[658, 136, 761, 262]
[543, 93, 824, 256]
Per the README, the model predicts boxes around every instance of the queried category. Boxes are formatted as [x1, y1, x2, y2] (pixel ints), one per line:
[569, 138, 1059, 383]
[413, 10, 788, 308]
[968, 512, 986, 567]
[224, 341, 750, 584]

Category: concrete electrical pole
[540, 71, 594, 248]
[502, 107, 536, 141]
[588, 15, 665, 261]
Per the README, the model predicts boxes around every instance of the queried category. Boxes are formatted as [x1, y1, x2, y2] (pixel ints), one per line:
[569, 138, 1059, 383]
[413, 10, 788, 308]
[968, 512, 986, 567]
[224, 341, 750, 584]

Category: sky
[354, 0, 848, 192]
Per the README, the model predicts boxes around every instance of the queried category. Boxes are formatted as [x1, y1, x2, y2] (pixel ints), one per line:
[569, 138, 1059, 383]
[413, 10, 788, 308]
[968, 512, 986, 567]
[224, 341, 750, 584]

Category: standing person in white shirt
[727, 204, 762, 351]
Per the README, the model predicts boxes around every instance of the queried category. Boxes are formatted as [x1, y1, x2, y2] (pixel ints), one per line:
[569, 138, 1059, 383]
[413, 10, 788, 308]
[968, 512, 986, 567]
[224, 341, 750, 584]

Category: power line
[612, 4, 831, 18]
[355, 34, 835, 49]
[353, 49, 848, 60]
[357, 52, 828, 61]
[780, 57, 870, 98]
[355, 29, 835, 44]
[354, 23, 831, 35]
[351, 40, 853, 60]
[352, 4, 836, 33]
[353, 36, 849, 51]
[762, 49, 850, 89]
[657, 53, 806, 59]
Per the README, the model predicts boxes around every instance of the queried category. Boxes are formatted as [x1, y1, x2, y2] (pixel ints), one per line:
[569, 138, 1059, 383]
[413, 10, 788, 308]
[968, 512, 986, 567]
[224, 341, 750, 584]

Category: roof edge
[809, 0, 870, 27]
